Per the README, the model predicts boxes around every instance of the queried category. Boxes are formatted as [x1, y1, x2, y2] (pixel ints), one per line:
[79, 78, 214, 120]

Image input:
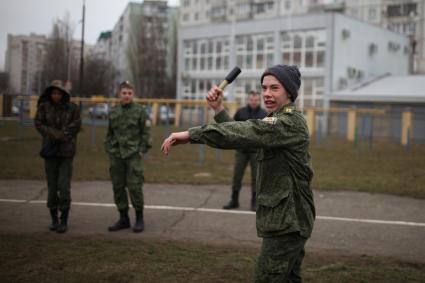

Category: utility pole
[79, 0, 86, 96]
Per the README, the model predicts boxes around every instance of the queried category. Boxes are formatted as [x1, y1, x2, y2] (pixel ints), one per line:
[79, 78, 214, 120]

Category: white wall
[332, 14, 410, 91]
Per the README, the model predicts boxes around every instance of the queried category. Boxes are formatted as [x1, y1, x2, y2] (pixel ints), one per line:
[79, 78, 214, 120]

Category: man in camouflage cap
[35, 80, 81, 234]
[161, 65, 315, 282]
[105, 81, 152, 233]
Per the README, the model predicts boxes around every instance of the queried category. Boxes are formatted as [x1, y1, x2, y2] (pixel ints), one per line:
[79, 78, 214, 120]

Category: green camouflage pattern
[109, 154, 144, 211]
[44, 157, 73, 211]
[254, 233, 306, 283]
[105, 103, 152, 159]
[105, 102, 151, 212]
[189, 103, 315, 238]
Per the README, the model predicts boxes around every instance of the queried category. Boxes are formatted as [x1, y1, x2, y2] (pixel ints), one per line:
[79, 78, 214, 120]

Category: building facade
[110, 0, 177, 95]
[177, 11, 409, 109]
[5, 34, 47, 95]
[344, 0, 425, 74]
[93, 31, 112, 62]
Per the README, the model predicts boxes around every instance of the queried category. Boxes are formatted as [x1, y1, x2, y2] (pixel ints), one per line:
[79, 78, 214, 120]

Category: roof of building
[97, 31, 112, 42]
[330, 74, 425, 103]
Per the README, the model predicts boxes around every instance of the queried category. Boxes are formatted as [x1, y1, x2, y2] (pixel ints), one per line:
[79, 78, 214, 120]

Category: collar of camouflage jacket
[269, 103, 295, 117]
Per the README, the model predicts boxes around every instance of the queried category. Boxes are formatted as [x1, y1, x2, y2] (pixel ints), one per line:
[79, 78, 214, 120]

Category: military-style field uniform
[105, 102, 152, 232]
[35, 81, 81, 233]
[189, 104, 315, 282]
[223, 105, 267, 210]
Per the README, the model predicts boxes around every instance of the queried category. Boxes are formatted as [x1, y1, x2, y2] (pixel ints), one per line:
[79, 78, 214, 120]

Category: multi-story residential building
[111, 0, 177, 95]
[177, 10, 410, 109]
[5, 34, 47, 95]
[93, 31, 112, 62]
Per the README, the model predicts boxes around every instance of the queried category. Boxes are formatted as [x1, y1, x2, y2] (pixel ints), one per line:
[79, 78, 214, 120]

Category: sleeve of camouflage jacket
[189, 111, 307, 150]
[34, 105, 66, 141]
[213, 109, 234, 123]
[104, 116, 115, 154]
[139, 107, 152, 153]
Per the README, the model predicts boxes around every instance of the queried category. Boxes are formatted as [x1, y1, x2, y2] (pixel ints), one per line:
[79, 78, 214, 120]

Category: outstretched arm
[161, 131, 190, 155]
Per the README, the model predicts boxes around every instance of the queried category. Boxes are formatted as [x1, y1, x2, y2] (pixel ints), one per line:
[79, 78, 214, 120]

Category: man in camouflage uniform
[105, 81, 152, 233]
[35, 80, 81, 234]
[161, 65, 315, 282]
[223, 90, 267, 211]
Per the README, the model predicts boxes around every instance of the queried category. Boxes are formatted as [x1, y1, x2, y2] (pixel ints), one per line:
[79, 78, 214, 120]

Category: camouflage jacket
[105, 103, 152, 159]
[189, 104, 315, 238]
[35, 101, 81, 158]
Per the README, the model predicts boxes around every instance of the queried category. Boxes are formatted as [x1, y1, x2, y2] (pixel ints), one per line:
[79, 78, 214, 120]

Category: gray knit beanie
[260, 65, 301, 102]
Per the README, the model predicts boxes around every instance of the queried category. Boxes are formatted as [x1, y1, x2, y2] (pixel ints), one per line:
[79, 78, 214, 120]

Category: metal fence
[1, 94, 424, 147]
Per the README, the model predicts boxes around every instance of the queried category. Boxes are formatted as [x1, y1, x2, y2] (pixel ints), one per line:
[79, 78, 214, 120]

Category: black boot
[56, 209, 69, 234]
[49, 209, 59, 231]
[108, 209, 131, 232]
[223, 191, 239, 209]
[133, 210, 145, 233]
[251, 192, 257, 212]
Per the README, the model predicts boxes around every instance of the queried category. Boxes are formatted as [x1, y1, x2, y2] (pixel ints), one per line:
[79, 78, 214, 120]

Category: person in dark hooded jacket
[34, 80, 81, 233]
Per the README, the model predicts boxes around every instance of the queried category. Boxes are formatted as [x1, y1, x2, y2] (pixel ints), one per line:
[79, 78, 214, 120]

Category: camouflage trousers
[109, 154, 144, 212]
[255, 233, 307, 283]
[232, 150, 258, 195]
[44, 158, 73, 211]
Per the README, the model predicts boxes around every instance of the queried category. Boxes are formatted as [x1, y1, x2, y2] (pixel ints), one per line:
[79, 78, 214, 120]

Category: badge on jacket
[262, 117, 277, 125]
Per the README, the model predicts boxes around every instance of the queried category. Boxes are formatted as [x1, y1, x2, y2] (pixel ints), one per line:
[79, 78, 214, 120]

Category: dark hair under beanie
[261, 65, 301, 102]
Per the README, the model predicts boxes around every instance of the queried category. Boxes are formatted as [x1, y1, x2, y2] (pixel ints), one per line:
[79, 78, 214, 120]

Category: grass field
[0, 233, 424, 283]
[1, 121, 425, 198]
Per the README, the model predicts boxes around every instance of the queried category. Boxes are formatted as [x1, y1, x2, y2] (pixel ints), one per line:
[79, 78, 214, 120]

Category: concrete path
[0, 180, 424, 263]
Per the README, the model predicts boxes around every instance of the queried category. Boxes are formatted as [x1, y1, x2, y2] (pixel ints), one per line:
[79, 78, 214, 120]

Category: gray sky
[0, 0, 179, 71]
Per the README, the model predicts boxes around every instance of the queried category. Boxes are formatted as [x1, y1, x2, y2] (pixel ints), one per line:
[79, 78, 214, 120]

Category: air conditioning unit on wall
[341, 29, 350, 40]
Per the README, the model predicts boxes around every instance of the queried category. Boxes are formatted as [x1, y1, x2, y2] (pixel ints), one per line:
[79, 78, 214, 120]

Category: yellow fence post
[401, 110, 413, 146]
[306, 109, 315, 137]
[174, 102, 182, 127]
[29, 96, 38, 118]
[151, 102, 159, 126]
[0, 95, 3, 117]
[347, 109, 357, 141]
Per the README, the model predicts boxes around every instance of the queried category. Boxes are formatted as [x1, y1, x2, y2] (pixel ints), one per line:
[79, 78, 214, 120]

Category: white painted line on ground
[1, 198, 425, 227]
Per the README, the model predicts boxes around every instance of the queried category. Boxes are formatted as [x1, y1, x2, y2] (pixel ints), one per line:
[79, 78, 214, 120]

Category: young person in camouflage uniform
[161, 65, 315, 282]
[35, 80, 81, 234]
[105, 81, 152, 233]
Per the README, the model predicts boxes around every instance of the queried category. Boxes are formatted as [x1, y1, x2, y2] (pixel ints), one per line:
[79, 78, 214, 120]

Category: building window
[236, 34, 274, 70]
[183, 37, 230, 79]
[280, 30, 326, 69]
[368, 7, 377, 21]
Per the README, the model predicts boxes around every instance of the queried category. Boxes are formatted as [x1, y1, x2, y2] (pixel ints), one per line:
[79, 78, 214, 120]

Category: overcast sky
[0, 0, 180, 71]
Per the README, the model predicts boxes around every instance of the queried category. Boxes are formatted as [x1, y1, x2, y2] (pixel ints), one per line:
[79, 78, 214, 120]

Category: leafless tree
[127, 11, 175, 98]
[80, 57, 115, 96]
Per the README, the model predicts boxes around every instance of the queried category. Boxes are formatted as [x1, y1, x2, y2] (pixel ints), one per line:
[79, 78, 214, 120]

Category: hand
[206, 85, 224, 113]
[161, 131, 190, 155]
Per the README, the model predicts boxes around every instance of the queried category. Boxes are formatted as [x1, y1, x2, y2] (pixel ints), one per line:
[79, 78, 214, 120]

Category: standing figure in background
[35, 80, 81, 234]
[223, 91, 267, 211]
[105, 81, 152, 233]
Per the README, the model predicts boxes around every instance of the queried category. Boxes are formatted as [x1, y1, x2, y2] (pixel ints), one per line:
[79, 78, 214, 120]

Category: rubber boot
[49, 209, 59, 231]
[108, 209, 131, 232]
[133, 210, 145, 233]
[251, 192, 257, 212]
[56, 209, 69, 234]
[223, 191, 239, 209]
